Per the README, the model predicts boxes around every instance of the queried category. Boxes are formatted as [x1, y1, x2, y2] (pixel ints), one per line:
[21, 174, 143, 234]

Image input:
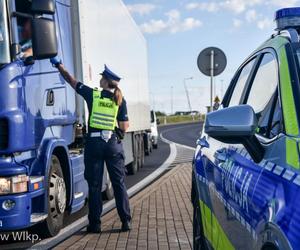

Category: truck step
[74, 192, 84, 199]
[30, 213, 48, 223]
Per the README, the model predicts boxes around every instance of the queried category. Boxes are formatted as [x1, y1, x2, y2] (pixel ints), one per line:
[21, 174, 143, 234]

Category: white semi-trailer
[71, 0, 151, 192]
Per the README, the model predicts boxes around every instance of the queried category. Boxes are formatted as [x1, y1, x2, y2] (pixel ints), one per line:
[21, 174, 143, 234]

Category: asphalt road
[124, 132, 170, 188]
[160, 122, 203, 148]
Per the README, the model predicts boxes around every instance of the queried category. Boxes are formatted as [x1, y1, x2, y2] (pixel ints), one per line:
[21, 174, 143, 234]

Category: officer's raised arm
[50, 57, 78, 89]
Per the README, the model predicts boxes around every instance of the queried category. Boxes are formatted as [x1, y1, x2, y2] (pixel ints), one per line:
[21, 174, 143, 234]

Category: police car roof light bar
[275, 7, 300, 31]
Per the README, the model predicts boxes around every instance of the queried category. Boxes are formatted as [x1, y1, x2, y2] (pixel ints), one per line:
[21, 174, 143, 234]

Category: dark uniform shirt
[76, 82, 128, 133]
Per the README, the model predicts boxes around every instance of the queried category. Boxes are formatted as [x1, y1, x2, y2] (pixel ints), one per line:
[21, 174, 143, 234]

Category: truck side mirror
[31, 0, 55, 15]
[156, 118, 160, 125]
[32, 17, 58, 60]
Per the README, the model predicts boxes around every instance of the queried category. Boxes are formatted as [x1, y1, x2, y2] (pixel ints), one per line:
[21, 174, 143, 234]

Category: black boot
[87, 224, 101, 233]
[121, 221, 132, 232]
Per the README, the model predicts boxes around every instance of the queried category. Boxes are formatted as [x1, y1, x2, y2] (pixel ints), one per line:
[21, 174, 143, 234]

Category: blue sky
[123, 0, 299, 113]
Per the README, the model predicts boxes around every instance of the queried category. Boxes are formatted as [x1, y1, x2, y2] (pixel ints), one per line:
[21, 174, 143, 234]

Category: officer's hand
[50, 56, 62, 68]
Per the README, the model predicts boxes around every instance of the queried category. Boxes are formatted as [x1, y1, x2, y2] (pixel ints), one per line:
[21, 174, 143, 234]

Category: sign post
[197, 47, 227, 112]
[210, 50, 214, 111]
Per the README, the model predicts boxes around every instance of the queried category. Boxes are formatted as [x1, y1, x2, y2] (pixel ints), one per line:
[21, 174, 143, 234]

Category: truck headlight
[0, 175, 28, 195]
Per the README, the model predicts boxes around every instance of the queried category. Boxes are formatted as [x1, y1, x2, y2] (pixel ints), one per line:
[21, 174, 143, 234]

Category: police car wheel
[41, 155, 66, 237]
[193, 197, 207, 250]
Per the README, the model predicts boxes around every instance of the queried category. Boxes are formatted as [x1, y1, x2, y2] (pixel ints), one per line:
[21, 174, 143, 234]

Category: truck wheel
[127, 135, 138, 175]
[137, 135, 144, 168]
[144, 134, 150, 156]
[140, 136, 145, 167]
[153, 142, 158, 149]
[103, 180, 114, 200]
[41, 155, 66, 237]
[193, 197, 207, 250]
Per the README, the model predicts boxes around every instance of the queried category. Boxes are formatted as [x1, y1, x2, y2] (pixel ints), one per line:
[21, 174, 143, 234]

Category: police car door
[198, 56, 259, 249]
[246, 46, 300, 250]
[200, 51, 282, 249]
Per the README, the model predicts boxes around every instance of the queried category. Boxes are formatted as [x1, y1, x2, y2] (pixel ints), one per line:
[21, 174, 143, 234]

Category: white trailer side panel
[72, 0, 150, 132]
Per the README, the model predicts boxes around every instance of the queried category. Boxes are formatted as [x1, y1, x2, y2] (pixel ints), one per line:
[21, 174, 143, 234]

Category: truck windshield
[0, 0, 10, 65]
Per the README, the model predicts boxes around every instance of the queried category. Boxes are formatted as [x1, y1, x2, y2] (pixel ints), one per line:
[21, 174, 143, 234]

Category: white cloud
[140, 20, 168, 34]
[127, 3, 157, 16]
[246, 10, 257, 23]
[267, 0, 299, 7]
[140, 9, 202, 34]
[185, 0, 262, 14]
[221, 0, 263, 14]
[257, 18, 273, 29]
[182, 18, 203, 31]
[233, 18, 243, 28]
[185, 2, 219, 12]
[166, 9, 180, 20]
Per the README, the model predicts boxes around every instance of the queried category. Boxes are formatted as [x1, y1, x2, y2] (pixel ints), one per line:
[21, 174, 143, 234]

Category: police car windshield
[0, 0, 10, 65]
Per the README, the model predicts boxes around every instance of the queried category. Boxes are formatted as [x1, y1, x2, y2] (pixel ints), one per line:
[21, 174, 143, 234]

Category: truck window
[15, 0, 33, 59]
[229, 58, 255, 106]
[246, 53, 282, 138]
[0, 0, 10, 65]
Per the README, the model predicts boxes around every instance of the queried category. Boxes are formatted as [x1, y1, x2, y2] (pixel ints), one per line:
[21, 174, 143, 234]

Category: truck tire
[144, 133, 151, 156]
[153, 142, 158, 149]
[137, 134, 144, 169]
[127, 135, 138, 175]
[41, 155, 66, 237]
[140, 135, 145, 167]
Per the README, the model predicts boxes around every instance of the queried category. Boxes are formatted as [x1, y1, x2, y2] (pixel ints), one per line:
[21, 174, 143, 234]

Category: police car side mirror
[205, 105, 265, 163]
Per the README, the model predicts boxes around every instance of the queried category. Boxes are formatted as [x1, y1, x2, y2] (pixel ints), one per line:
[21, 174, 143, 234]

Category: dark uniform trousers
[84, 134, 131, 226]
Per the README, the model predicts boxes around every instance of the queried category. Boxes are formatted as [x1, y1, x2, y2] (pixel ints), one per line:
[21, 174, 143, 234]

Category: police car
[192, 8, 300, 250]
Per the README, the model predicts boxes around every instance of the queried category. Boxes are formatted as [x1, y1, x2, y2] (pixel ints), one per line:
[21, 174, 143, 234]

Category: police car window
[255, 93, 282, 138]
[229, 59, 255, 106]
[246, 53, 278, 113]
[269, 98, 283, 138]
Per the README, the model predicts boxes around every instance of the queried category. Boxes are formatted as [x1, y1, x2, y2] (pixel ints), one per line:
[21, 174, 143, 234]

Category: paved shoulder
[54, 164, 193, 250]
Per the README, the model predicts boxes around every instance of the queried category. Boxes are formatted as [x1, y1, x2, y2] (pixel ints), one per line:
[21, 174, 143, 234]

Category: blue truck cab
[0, 0, 88, 236]
[192, 8, 300, 250]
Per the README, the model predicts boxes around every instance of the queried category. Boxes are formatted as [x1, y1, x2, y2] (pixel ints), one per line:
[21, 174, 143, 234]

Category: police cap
[100, 64, 121, 82]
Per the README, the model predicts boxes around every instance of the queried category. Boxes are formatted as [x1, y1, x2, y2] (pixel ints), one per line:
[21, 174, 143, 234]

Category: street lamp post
[183, 77, 193, 120]
[171, 86, 173, 115]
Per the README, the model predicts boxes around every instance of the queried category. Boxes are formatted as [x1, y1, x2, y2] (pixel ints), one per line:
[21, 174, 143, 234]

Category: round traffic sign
[197, 47, 227, 77]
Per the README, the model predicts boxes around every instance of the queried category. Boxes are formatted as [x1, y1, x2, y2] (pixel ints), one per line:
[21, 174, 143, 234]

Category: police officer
[50, 57, 132, 233]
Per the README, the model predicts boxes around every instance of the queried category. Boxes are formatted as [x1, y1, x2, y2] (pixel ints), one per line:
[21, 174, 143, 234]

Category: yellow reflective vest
[89, 90, 119, 131]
